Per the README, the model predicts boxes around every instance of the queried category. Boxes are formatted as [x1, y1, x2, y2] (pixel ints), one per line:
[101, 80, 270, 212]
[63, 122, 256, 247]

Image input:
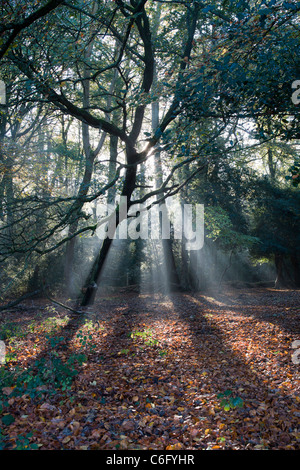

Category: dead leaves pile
[0, 288, 299, 450]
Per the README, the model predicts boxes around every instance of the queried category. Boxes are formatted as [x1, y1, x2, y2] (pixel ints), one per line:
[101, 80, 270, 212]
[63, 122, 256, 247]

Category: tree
[1, 0, 300, 304]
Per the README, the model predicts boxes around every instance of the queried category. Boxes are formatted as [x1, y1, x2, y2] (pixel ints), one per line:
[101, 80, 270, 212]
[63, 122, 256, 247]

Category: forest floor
[0, 287, 299, 450]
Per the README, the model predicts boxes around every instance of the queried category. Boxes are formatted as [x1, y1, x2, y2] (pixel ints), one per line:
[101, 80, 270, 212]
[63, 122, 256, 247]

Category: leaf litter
[0, 288, 299, 450]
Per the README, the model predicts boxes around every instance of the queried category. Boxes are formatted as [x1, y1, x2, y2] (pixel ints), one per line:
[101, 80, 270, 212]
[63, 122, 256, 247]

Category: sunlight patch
[0, 340, 6, 364]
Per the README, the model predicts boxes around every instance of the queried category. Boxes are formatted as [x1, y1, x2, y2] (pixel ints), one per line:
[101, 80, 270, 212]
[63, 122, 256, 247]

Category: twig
[43, 290, 86, 316]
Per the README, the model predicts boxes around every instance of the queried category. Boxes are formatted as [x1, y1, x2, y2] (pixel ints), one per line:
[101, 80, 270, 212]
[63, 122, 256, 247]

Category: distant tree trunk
[0, 82, 7, 220]
[274, 253, 285, 288]
[218, 250, 233, 291]
[290, 253, 300, 288]
[181, 226, 190, 290]
[0, 91, 15, 243]
[27, 265, 40, 293]
[267, 147, 276, 181]
[107, 133, 118, 205]
[267, 123, 276, 181]
[189, 249, 201, 291]
[0, 178, 4, 220]
[178, 158, 192, 290]
[4, 166, 14, 243]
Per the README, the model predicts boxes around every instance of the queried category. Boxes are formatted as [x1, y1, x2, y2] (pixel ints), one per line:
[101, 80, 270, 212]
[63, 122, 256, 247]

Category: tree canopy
[0, 0, 299, 302]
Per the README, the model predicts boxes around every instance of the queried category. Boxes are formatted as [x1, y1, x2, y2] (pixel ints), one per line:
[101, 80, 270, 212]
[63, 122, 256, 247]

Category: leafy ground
[0, 288, 299, 450]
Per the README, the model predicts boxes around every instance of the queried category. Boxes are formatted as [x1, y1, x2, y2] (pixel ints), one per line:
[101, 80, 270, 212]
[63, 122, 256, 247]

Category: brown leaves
[39, 403, 57, 412]
[2, 387, 14, 396]
[0, 289, 299, 450]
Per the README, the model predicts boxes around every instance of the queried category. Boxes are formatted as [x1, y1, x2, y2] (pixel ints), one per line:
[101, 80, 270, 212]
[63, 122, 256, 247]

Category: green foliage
[205, 206, 258, 253]
[29, 337, 87, 392]
[119, 348, 130, 355]
[14, 433, 39, 450]
[250, 182, 300, 259]
[76, 330, 96, 353]
[40, 314, 70, 335]
[130, 328, 159, 347]
[0, 428, 4, 450]
[0, 321, 24, 341]
[0, 335, 87, 400]
[0, 422, 38, 450]
[1, 413, 15, 426]
[217, 390, 244, 411]
[158, 350, 168, 357]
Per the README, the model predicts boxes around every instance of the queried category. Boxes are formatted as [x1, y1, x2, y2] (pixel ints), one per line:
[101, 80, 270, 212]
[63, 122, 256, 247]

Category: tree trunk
[274, 253, 285, 288]
[267, 147, 276, 181]
[178, 159, 192, 290]
[27, 265, 40, 293]
[290, 253, 300, 288]
[151, 60, 180, 291]
[4, 168, 14, 243]
[181, 229, 190, 290]
[107, 133, 118, 205]
[267, 123, 276, 181]
[80, 162, 137, 305]
[0, 86, 14, 241]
